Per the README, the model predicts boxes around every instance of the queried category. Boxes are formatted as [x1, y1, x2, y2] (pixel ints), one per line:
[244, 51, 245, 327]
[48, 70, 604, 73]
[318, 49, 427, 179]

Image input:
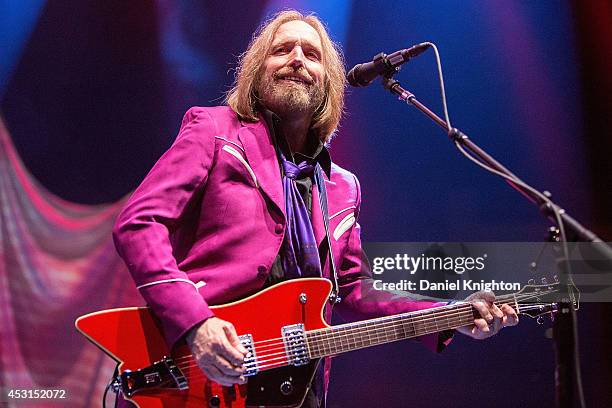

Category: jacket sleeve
[112, 107, 216, 348]
[334, 174, 453, 352]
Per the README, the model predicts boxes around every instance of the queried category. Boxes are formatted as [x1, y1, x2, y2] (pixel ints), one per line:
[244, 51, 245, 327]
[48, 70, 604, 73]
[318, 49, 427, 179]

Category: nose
[287, 46, 305, 69]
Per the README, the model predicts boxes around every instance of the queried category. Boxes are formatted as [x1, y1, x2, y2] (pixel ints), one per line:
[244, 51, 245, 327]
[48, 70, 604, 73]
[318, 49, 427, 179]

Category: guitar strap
[314, 163, 341, 305]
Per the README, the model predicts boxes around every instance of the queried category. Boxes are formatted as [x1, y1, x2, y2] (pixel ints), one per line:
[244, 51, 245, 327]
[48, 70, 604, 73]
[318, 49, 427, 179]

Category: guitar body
[76, 278, 333, 408]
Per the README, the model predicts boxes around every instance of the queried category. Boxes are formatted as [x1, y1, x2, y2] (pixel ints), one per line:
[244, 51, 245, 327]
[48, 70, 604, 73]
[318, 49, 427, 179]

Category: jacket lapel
[238, 120, 285, 219]
[238, 117, 327, 250]
[311, 178, 327, 249]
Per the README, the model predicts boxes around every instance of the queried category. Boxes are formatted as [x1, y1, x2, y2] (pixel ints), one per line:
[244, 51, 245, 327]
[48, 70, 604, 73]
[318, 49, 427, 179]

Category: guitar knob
[209, 395, 221, 407]
[280, 380, 294, 395]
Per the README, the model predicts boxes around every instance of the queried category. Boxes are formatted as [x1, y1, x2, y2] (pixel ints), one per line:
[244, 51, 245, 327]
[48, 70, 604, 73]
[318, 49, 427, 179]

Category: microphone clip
[372, 51, 402, 79]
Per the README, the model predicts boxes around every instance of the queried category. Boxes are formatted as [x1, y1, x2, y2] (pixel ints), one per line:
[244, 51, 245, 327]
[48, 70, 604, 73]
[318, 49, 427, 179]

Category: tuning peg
[528, 278, 535, 285]
[530, 262, 537, 272]
[554, 275, 559, 282]
[548, 226, 560, 243]
[541, 277, 548, 284]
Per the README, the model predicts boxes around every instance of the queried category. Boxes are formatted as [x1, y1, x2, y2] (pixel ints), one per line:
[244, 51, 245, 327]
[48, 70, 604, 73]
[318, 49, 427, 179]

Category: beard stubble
[256, 68, 325, 118]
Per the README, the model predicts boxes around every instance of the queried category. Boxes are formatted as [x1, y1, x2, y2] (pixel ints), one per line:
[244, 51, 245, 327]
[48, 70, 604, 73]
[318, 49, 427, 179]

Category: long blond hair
[226, 10, 346, 143]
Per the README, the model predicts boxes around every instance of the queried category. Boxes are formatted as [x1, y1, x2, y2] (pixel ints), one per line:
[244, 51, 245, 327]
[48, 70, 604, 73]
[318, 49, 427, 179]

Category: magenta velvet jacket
[112, 106, 450, 354]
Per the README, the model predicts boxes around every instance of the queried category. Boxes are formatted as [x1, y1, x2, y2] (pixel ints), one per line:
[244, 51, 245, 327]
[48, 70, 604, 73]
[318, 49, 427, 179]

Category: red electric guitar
[76, 278, 558, 408]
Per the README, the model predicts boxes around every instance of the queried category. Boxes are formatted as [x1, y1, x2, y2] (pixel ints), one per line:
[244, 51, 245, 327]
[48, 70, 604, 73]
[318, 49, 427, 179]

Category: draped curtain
[0, 117, 141, 407]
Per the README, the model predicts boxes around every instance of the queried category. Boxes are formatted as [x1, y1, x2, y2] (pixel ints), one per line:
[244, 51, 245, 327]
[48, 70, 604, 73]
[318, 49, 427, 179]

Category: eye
[307, 51, 320, 61]
[273, 46, 288, 55]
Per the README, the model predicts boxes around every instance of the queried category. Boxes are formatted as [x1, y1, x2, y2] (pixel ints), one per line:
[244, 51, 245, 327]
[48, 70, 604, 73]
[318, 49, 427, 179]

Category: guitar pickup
[282, 324, 309, 366]
[120, 356, 188, 397]
[239, 334, 259, 376]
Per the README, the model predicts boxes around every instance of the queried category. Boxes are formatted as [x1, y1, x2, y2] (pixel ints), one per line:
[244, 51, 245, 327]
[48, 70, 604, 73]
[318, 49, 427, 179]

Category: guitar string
[170, 291, 551, 375]
[172, 304, 477, 370]
[154, 310, 476, 390]
[173, 296, 531, 373]
[163, 310, 485, 388]
[171, 309, 477, 374]
[177, 306, 475, 366]
[150, 292, 554, 390]
[170, 292, 514, 366]
[171, 304, 546, 379]
[303, 291, 550, 356]
[202, 311, 476, 369]
[170, 290, 551, 368]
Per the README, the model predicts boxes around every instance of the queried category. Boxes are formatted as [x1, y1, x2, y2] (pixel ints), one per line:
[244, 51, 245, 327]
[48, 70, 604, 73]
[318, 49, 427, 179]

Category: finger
[479, 291, 496, 303]
[211, 350, 244, 376]
[467, 290, 495, 303]
[208, 329, 244, 368]
[210, 335, 244, 375]
[470, 325, 485, 338]
[204, 364, 239, 387]
[472, 301, 494, 323]
[473, 318, 490, 333]
[489, 304, 503, 334]
[501, 304, 519, 326]
[219, 333, 247, 367]
[492, 315, 502, 334]
[208, 363, 246, 386]
[224, 323, 248, 355]
[491, 303, 504, 320]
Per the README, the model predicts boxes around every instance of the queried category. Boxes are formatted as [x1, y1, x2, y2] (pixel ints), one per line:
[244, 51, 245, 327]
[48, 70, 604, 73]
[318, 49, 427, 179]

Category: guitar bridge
[120, 356, 188, 397]
[282, 324, 309, 366]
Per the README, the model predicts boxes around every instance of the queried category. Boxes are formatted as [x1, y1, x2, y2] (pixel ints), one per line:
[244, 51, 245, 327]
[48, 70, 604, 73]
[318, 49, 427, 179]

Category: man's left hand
[456, 291, 519, 340]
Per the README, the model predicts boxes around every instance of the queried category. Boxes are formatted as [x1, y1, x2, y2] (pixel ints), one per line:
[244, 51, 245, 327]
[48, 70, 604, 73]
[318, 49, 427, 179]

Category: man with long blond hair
[112, 9, 517, 407]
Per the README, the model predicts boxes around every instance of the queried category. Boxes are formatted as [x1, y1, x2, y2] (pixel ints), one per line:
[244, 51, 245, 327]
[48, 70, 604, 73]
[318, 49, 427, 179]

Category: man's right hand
[185, 317, 248, 386]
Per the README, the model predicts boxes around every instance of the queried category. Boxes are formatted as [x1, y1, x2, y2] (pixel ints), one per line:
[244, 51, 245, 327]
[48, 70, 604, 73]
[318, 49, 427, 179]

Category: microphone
[346, 43, 431, 87]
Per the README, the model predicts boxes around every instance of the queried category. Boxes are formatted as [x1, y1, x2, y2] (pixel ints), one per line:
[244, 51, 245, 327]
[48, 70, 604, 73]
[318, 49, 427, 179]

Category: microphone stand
[380, 75, 612, 408]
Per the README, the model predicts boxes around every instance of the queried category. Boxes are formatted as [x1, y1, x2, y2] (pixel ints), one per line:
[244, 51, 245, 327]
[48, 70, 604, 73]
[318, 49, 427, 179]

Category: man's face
[257, 20, 325, 118]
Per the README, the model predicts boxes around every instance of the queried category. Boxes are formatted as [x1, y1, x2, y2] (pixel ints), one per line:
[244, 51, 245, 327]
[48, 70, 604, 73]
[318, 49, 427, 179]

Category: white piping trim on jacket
[333, 213, 356, 240]
[329, 206, 356, 220]
[214, 136, 245, 153]
[136, 278, 198, 291]
[222, 145, 258, 187]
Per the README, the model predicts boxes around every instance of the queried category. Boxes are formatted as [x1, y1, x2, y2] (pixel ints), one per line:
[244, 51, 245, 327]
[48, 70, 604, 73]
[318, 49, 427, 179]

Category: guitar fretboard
[305, 303, 475, 358]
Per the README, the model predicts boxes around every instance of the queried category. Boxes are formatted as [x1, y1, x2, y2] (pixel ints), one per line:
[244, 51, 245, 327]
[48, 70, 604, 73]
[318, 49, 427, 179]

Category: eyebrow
[271, 38, 322, 53]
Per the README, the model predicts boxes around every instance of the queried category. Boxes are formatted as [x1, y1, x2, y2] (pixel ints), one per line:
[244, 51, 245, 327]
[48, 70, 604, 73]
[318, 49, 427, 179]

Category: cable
[417, 42, 452, 130]
[102, 381, 111, 408]
[103, 364, 120, 408]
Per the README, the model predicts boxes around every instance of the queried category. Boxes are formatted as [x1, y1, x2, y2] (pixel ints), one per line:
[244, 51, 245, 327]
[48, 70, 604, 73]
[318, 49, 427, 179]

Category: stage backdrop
[1, 1, 610, 407]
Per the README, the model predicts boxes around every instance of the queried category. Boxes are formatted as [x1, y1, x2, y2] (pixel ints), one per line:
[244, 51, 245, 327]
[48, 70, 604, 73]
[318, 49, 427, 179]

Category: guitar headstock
[507, 278, 561, 323]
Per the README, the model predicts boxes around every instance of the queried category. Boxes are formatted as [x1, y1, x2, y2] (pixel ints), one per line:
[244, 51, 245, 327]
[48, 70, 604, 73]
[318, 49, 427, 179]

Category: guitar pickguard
[246, 360, 320, 407]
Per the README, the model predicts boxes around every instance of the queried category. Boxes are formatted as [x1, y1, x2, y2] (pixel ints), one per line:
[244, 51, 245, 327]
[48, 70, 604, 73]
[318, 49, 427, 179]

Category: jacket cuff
[137, 280, 215, 348]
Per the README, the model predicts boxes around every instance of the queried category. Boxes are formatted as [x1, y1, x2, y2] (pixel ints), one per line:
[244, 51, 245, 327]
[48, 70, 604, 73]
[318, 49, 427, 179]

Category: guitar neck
[305, 302, 478, 359]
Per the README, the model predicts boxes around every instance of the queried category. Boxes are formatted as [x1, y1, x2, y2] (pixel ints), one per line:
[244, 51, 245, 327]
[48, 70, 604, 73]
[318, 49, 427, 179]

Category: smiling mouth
[278, 75, 311, 85]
